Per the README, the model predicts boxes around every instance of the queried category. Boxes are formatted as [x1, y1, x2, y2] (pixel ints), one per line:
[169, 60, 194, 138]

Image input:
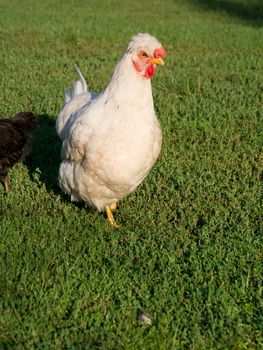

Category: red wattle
[144, 64, 157, 79]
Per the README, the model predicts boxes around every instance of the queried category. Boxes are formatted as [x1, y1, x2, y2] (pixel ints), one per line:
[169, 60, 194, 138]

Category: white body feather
[56, 34, 162, 211]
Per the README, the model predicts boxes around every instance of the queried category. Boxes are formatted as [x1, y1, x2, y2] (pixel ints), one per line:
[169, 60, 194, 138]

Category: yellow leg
[105, 206, 119, 228]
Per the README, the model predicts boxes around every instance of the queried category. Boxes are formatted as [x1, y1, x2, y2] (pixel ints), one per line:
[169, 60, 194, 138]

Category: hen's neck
[103, 54, 154, 109]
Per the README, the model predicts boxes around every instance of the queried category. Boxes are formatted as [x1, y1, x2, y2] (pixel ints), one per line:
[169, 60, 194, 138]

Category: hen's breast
[84, 110, 162, 196]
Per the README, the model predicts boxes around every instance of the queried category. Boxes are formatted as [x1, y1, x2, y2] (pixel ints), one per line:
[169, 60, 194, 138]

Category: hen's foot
[105, 206, 119, 228]
[3, 176, 9, 192]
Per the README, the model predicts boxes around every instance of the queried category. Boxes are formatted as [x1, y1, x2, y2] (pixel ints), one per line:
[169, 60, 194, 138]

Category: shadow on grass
[25, 114, 62, 195]
[25, 114, 91, 211]
[190, 0, 263, 26]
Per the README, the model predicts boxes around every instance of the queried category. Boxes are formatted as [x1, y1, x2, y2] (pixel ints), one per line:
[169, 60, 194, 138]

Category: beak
[148, 57, 165, 66]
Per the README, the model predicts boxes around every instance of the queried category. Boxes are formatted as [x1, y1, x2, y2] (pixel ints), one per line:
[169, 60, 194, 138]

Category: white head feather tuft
[127, 33, 162, 55]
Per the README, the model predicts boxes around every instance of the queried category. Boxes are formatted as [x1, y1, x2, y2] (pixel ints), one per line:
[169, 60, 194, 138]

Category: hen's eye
[141, 51, 148, 57]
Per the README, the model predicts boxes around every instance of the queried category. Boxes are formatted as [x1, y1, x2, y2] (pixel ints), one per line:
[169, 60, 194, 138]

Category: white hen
[56, 33, 167, 227]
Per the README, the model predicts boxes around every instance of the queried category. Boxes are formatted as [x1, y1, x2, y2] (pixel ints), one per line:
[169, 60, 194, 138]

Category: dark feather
[0, 112, 37, 187]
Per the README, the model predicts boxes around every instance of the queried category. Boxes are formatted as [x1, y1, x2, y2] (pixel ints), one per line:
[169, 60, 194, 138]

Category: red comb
[154, 47, 167, 59]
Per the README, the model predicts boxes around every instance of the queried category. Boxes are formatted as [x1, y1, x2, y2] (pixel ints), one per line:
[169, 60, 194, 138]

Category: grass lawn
[0, 0, 262, 348]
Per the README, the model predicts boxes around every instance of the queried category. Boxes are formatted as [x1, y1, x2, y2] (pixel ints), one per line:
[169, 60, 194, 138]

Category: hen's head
[127, 33, 167, 79]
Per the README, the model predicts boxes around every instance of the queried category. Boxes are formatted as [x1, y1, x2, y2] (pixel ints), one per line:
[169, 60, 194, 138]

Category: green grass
[0, 0, 262, 348]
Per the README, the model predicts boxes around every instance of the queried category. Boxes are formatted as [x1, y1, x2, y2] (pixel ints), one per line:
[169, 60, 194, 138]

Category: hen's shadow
[25, 114, 62, 195]
[26, 114, 88, 210]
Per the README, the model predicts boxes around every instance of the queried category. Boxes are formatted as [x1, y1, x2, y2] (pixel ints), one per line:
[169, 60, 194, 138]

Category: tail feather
[57, 66, 92, 140]
[64, 65, 89, 103]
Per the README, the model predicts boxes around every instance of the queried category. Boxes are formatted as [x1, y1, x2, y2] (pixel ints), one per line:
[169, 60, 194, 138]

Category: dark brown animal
[0, 112, 37, 192]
